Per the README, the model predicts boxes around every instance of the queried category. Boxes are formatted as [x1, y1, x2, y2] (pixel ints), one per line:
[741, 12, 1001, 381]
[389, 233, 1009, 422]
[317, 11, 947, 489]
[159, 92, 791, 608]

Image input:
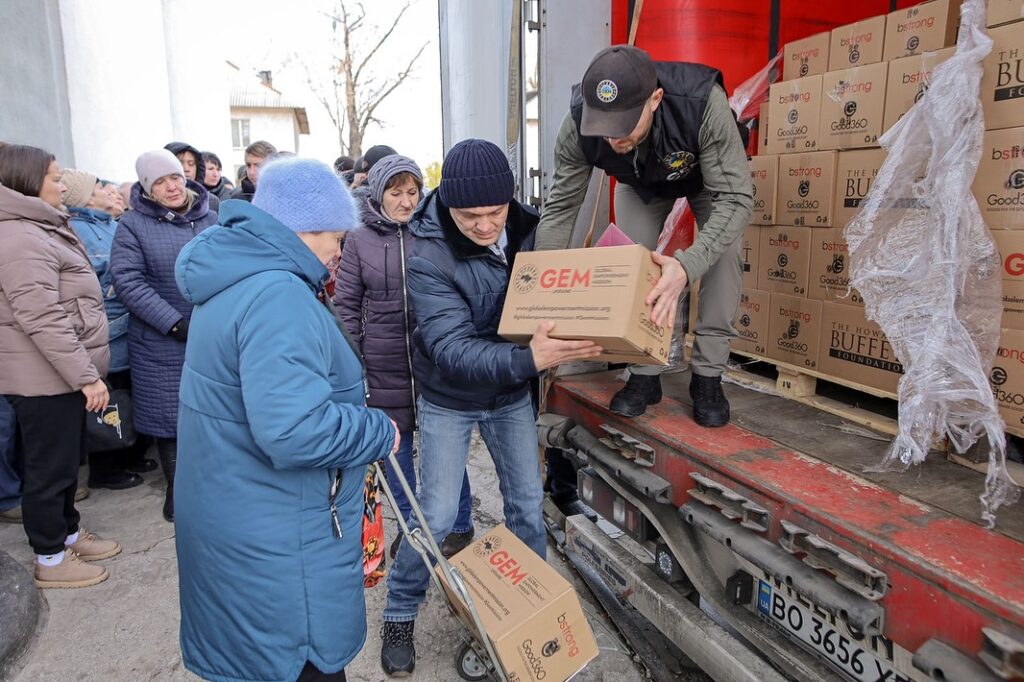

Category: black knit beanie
[438, 139, 515, 208]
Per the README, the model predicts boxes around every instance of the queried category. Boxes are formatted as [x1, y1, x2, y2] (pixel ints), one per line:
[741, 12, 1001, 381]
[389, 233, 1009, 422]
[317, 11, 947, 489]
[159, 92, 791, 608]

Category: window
[231, 119, 251, 149]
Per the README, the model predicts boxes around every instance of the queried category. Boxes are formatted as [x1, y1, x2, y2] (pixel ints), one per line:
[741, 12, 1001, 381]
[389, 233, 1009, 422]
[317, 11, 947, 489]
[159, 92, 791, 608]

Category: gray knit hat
[135, 149, 184, 195]
[368, 155, 423, 206]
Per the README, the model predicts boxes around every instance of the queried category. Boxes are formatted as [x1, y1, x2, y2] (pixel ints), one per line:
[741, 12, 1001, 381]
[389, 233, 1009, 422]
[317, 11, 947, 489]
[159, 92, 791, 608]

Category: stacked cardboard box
[738, 3, 966, 394]
[980, 19, 1024, 432]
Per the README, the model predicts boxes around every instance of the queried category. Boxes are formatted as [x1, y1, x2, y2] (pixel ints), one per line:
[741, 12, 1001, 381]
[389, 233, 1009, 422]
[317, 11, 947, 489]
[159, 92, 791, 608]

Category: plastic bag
[845, 0, 1019, 526]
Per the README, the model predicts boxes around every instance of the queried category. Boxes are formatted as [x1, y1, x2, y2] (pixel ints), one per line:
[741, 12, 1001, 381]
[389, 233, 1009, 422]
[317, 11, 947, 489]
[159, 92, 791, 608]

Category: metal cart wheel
[456, 641, 490, 681]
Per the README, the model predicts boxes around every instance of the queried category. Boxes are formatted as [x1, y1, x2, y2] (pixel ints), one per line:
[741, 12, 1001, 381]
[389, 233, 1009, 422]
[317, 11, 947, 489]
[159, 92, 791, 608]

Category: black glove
[169, 318, 189, 342]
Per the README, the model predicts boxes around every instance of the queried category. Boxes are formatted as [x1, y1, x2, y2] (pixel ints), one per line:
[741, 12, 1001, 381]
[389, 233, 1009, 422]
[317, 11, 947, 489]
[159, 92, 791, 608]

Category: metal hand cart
[374, 453, 512, 682]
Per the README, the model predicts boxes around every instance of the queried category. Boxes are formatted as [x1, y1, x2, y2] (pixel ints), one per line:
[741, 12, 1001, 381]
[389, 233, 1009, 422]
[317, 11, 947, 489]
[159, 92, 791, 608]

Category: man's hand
[646, 252, 688, 329]
[530, 322, 602, 371]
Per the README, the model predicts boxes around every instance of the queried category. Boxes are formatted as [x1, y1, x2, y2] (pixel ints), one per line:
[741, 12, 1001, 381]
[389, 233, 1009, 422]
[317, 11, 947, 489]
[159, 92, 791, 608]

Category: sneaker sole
[35, 566, 109, 589]
[76, 544, 122, 562]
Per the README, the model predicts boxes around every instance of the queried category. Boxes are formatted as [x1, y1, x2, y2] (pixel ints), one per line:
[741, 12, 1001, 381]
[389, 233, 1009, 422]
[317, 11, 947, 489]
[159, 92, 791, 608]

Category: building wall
[0, 0, 75, 165]
[227, 108, 299, 176]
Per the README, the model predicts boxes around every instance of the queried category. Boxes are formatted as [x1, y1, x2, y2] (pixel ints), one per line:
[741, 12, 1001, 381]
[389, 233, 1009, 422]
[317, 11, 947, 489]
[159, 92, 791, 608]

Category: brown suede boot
[69, 530, 122, 562]
[34, 550, 108, 589]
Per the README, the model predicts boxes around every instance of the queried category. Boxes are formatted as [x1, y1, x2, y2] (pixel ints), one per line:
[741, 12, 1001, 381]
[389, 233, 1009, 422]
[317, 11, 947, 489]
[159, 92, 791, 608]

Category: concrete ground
[0, 434, 646, 682]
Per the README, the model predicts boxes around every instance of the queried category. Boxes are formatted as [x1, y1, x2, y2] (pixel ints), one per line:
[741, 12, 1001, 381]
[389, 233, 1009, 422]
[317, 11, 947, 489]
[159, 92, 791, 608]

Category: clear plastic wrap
[845, 0, 1019, 526]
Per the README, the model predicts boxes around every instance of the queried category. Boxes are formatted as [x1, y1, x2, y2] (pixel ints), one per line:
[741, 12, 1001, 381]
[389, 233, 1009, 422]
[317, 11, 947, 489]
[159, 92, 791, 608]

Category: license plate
[756, 581, 911, 682]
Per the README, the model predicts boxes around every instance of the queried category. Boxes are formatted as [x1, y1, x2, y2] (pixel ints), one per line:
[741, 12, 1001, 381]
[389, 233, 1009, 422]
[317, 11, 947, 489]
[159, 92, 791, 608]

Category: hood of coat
[68, 206, 113, 225]
[130, 179, 212, 223]
[175, 199, 329, 306]
[0, 183, 69, 228]
[408, 190, 538, 260]
[165, 142, 206, 185]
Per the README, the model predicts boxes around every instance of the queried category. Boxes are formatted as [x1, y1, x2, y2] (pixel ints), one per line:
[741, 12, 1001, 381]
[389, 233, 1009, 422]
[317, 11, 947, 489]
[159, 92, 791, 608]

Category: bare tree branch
[354, 1, 413, 83]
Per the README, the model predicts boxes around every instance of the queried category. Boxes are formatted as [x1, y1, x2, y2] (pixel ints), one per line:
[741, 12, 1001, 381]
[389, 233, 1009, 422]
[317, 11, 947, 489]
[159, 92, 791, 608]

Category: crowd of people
[0, 44, 751, 682]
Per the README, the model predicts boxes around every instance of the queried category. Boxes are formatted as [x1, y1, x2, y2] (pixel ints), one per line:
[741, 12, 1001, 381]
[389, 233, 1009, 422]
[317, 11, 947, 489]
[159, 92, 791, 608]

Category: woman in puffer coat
[0, 145, 120, 589]
[174, 157, 397, 682]
[334, 155, 475, 558]
[110, 149, 217, 522]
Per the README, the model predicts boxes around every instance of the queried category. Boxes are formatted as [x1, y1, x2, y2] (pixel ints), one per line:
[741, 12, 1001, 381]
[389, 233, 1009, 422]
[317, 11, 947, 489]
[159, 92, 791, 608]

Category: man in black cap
[536, 45, 753, 426]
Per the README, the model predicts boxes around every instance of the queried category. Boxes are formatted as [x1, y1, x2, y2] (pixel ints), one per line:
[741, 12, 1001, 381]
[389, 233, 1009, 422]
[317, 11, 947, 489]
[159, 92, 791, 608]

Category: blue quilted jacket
[407, 191, 539, 411]
[173, 200, 394, 682]
[110, 182, 216, 437]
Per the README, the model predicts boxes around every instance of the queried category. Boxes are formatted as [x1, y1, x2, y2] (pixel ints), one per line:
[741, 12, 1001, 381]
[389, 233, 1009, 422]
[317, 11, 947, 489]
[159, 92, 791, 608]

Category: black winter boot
[689, 374, 730, 427]
[157, 438, 177, 522]
[609, 374, 663, 417]
[381, 620, 416, 677]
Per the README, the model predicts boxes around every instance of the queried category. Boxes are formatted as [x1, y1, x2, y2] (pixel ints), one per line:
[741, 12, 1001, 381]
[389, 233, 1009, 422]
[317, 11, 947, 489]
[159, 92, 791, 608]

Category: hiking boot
[380, 620, 416, 677]
[441, 528, 475, 558]
[69, 530, 122, 562]
[609, 374, 662, 417]
[0, 506, 21, 523]
[689, 373, 730, 427]
[34, 549, 108, 589]
[124, 456, 158, 474]
[88, 470, 144, 490]
[556, 498, 598, 523]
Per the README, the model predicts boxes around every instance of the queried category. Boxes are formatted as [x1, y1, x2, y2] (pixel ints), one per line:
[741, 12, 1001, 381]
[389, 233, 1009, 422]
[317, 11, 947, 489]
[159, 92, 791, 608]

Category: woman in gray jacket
[0, 145, 121, 589]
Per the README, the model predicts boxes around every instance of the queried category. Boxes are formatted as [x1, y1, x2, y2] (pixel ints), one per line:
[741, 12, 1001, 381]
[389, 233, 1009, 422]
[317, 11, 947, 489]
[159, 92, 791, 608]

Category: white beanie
[135, 149, 184, 194]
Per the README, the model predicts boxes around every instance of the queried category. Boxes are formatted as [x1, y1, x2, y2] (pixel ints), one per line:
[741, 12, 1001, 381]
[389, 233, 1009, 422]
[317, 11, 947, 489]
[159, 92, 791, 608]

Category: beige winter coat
[0, 183, 109, 396]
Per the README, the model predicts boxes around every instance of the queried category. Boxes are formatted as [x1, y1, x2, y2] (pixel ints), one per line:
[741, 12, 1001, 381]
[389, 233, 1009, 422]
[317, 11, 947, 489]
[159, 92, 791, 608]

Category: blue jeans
[383, 393, 546, 622]
[0, 396, 19, 512]
[385, 430, 474, 534]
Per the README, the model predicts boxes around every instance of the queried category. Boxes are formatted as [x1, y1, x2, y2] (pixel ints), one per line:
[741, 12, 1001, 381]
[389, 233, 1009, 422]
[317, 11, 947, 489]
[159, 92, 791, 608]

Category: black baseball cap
[581, 45, 658, 138]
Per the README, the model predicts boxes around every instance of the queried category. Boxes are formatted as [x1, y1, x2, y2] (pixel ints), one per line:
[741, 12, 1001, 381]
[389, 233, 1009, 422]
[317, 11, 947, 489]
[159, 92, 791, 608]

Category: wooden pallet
[723, 349, 903, 438]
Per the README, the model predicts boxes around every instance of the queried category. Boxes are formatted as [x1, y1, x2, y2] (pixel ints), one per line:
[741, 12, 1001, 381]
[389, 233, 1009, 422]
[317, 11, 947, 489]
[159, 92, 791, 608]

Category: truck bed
[547, 368, 1024, 676]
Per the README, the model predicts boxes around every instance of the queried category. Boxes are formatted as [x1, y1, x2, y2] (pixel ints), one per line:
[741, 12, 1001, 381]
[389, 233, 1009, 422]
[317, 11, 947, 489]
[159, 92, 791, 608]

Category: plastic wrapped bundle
[846, 0, 1018, 526]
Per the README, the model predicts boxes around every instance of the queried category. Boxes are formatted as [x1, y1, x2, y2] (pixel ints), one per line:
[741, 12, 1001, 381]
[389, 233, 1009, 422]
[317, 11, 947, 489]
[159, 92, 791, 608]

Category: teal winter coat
[173, 200, 395, 682]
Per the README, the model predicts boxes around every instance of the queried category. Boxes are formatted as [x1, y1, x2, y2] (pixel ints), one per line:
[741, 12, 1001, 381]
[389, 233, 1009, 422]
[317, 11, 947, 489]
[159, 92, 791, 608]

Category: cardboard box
[767, 293, 823, 369]
[766, 75, 823, 154]
[883, 0, 959, 61]
[1003, 280, 1024, 330]
[733, 289, 771, 356]
[818, 303, 903, 394]
[829, 15, 887, 71]
[439, 526, 599, 682]
[807, 228, 865, 306]
[741, 226, 760, 290]
[498, 245, 671, 365]
[819, 63, 888, 151]
[750, 155, 779, 224]
[975, 128, 1024, 227]
[991, 329, 1024, 432]
[833, 149, 887, 228]
[883, 47, 956, 132]
[989, 1, 1024, 27]
[783, 31, 831, 81]
[758, 102, 770, 153]
[777, 151, 838, 226]
[758, 227, 811, 296]
[982, 21, 1024, 131]
[992, 230, 1024, 283]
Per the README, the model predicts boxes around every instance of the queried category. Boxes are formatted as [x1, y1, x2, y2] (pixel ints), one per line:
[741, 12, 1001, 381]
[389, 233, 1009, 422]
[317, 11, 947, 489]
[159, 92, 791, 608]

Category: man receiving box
[379, 139, 601, 676]
[536, 45, 753, 426]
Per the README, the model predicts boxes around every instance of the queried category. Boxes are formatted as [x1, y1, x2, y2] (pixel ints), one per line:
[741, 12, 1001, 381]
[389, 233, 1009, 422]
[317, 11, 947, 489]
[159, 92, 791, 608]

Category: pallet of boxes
[704, 0, 969, 431]
[970, 0, 1024, 481]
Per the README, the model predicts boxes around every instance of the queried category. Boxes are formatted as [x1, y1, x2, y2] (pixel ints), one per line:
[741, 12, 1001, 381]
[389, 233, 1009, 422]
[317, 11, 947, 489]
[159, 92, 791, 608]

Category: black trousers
[296, 662, 346, 682]
[545, 447, 580, 505]
[6, 392, 85, 555]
